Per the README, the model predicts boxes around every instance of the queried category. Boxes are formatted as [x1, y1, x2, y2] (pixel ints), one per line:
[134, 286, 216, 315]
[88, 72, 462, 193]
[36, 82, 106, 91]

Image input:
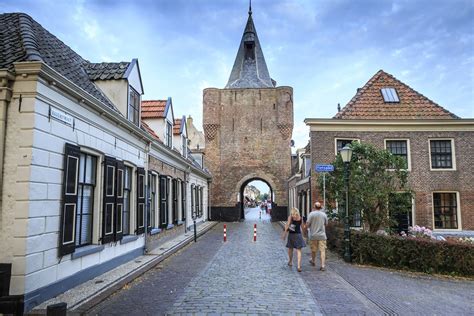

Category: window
[381, 88, 400, 103]
[159, 175, 169, 228]
[136, 168, 145, 234]
[148, 173, 157, 228]
[181, 181, 186, 222]
[191, 184, 196, 219]
[389, 192, 413, 233]
[76, 153, 97, 247]
[304, 156, 311, 177]
[199, 187, 204, 218]
[172, 179, 178, 224]
[182, 135, 187, 157]
[128, 87, 140, 126]
[433, 193, 459, 229]
[123, 166, 132, 235]
[386, 140, 409, 169]
[335, 139, 358, 154]
[166, 121, 172, 147]
[430, 140, 454, 169]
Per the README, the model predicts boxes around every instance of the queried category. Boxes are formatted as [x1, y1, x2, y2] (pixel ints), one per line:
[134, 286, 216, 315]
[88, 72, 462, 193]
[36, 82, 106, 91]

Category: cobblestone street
[88, 208, 474, 315]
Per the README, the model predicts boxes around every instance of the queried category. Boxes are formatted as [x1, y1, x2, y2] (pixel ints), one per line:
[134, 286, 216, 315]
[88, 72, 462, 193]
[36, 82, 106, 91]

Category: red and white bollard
[253, 224, 257, 242]
[223, 224, 227, 242]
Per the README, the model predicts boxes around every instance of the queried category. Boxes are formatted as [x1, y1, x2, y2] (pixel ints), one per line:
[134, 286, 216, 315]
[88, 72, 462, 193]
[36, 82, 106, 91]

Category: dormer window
[166, 121, 172, 147]
[381, 88, 400, 103]
[128, 87, 140, 125]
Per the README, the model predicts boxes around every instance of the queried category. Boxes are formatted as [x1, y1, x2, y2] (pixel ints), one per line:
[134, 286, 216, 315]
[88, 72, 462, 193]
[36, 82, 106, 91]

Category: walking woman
[282, 207, 306, 272]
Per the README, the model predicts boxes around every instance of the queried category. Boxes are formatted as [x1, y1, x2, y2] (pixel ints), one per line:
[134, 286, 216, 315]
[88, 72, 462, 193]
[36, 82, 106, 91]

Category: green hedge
[326, 222, 474, 277]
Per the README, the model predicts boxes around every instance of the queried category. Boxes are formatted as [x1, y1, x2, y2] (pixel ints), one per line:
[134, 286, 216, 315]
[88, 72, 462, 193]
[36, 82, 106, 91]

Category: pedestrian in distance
[266, 199, 272, 215]
[282, 207, 306, 272]
[305, 201, 328, 271]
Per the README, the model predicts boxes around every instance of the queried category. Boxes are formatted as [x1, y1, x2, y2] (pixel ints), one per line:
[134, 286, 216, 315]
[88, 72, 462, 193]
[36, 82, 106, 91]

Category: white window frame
[384, 138, 411, 171]
[429, 138, 456, 171]
[78, 146, 103, 245]
[150, 171, 159, 228]
[334, 138, 360, 156]
[432, 191, 462, 231]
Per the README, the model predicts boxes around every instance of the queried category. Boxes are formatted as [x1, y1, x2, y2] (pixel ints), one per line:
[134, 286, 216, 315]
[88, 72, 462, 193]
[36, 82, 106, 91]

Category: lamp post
[340, 145, 353, 263]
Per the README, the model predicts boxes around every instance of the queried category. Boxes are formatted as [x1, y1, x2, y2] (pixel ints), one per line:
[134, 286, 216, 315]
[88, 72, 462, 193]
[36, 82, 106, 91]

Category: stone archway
[238, 176, 274, 220]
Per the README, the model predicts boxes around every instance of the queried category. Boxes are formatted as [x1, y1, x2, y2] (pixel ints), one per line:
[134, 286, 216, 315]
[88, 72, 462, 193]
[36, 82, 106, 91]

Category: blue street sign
[315, 164, 334, 172]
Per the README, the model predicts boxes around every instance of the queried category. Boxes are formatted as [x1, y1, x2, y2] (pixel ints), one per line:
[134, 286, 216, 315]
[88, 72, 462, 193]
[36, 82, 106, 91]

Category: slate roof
[141, 100, 167, 118]
[85, 62, 130, 80]
[0, 13, 119, 109]
[141, 121, 161, 142]
[225, 9, 274, 89]
[173, 118, 182, 135]
[335, 70, 459, 120]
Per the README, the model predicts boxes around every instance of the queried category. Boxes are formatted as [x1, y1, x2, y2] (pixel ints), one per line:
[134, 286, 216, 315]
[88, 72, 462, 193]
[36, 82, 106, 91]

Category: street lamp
[340, 145, 353, 263]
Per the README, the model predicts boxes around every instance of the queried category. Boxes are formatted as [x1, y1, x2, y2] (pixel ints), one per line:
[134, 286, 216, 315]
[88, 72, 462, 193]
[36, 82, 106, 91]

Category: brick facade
[309, 128, 474, 230]
[203, 87, 293, 221]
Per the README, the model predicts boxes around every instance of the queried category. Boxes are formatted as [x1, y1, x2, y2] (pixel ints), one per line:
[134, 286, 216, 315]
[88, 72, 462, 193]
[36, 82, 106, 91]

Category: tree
[320, 142, 412, 233]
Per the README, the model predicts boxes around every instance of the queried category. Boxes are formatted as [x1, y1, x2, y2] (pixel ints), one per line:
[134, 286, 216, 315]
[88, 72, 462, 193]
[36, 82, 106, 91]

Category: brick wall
[310, 130, 474, 230]
[203, 87, 293, 219]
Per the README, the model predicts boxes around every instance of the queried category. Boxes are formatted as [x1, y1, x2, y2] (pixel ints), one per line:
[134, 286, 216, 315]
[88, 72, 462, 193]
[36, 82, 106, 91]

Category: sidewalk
[29, 221, 218, 315]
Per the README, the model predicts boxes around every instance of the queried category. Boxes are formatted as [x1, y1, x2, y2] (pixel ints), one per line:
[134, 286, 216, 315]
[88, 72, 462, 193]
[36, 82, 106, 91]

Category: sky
[2, 0, 473, 149]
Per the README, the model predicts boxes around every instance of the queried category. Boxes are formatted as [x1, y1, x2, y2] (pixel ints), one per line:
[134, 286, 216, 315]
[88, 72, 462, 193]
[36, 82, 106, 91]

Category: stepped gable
[335, 70, 459, 120]
[0, 13, 118, 109]
[141, 100, 167, 118]
[225, 5, 274, 89]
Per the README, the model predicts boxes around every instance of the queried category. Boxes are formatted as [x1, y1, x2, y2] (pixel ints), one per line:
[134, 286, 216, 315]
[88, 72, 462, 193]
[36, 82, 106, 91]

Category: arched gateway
[203, 6, 293, 222]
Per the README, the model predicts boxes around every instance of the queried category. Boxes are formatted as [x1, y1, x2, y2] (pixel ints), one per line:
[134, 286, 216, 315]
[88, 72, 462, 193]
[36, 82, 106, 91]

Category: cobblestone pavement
[88, 212, 474, 315]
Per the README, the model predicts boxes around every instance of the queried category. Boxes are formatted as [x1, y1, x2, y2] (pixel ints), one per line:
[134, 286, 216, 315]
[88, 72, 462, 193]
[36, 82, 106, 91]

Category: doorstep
[29, 221, 218, 315]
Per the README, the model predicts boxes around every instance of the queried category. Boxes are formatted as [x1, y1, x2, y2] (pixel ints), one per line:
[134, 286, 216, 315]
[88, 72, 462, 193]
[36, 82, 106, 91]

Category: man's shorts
[309, 239, 327, 253]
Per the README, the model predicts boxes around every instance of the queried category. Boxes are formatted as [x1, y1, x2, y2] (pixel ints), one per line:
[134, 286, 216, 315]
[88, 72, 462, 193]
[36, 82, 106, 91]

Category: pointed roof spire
[225, 3, 275, 89]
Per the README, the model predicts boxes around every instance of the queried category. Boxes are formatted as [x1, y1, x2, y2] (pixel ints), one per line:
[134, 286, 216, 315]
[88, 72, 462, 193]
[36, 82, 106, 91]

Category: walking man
[306, 201, 328, 271]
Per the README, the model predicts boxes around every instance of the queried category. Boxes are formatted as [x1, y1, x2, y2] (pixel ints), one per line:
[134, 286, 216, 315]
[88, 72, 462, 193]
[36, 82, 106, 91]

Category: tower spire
[225, 2, 274, 89]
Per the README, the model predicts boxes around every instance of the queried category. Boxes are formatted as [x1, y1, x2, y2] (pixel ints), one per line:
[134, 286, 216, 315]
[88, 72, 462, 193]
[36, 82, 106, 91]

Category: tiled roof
[140, 121, 161, 142]
[173, 119, 182, 135]
[0, 13, 117, 109]
[85, 62, 130, 80]
[141, 100, 167, 118]
[334, 70, 459, 120]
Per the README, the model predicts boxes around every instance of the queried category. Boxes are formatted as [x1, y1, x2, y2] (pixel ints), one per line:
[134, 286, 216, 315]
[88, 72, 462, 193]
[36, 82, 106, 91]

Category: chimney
[337, 103, 341, 112]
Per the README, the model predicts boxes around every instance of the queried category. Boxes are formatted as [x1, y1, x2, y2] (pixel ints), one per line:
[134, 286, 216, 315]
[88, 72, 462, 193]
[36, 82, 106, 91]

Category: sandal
[288, 262, 293, 267]
[320, 267, 326, 271]
[309, 260, 315, 266]
[297, 267, 302, 272]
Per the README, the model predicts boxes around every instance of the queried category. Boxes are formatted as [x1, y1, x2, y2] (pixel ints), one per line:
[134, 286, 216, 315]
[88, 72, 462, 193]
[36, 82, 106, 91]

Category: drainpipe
[0, 71, 14, 203]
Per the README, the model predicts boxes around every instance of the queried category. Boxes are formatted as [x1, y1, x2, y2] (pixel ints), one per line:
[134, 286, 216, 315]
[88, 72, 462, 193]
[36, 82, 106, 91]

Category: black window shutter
[191, 184, 195, 219]
[115, 160, 124, 241]
[181, 181, 186, 222]
[159, 175, 168, 228]
[172, 179, 178, 224]
[102, 156, 116, 244]
[147, 171, 152, 230]
[59, 143, 81, 256]
[136, 167, 145, 234]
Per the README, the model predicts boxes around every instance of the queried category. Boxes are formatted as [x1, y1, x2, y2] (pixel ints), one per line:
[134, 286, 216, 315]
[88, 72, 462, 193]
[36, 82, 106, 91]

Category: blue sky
[2, 0, 473, 149]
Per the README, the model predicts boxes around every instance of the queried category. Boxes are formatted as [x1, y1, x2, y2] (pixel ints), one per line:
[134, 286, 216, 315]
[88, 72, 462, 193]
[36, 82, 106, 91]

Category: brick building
[0, 13, 210, 313]
[305, 70, 474, 232]
[288, 144, 311, 219]
[204, 7, 293, 221]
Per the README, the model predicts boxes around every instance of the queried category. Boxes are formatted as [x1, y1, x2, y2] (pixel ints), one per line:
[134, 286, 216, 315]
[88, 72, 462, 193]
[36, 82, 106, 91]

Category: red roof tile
[141, 121, 161, 142]
[334, 70, 459, 120]
[141, 100, 167, 118]
[173, 118, 182, 135]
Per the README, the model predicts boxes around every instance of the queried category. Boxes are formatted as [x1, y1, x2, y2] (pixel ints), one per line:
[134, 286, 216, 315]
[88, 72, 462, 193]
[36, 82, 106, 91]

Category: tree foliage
[320, 142, 412, 233]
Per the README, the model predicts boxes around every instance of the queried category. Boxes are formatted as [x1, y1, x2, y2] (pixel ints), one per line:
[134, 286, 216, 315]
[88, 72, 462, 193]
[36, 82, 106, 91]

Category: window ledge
[72, 244, 104, 260]
[150, 228, 161, 235]
[120, 235, 139, 244]
[166, 224, 175, 230]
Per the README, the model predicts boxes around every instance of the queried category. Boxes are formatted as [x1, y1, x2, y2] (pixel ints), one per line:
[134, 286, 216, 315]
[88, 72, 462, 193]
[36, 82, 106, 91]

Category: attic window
[244, 41, 255, 60]
[381, 88, 400, 103]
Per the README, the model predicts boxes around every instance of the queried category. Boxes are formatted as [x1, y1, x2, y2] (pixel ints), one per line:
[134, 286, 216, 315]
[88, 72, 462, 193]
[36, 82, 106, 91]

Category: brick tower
[203, 5, 293, 221]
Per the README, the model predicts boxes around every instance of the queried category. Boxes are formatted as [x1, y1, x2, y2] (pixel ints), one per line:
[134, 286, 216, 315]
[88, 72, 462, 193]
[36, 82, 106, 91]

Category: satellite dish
[290, 139, 295, 147]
